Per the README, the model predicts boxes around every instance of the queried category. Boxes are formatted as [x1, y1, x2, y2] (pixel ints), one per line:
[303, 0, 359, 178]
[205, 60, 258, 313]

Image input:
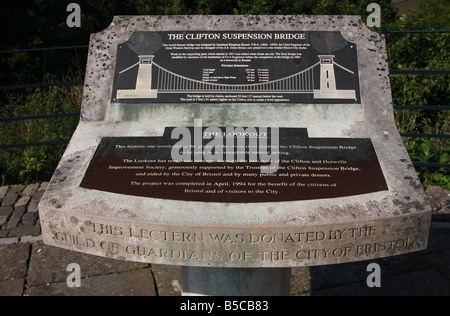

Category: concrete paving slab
[312, 268, 450, 296]
[28, 241, 149, 286]
[0, 279, 24, 296]
[0, 243, 30, 281]
[25, 269, 156, 296]
[152, 264, 182, 296]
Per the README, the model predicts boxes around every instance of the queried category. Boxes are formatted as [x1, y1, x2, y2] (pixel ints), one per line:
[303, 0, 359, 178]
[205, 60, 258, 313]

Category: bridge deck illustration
[154, 61, 318, 94]
[116, 55, 357, 100]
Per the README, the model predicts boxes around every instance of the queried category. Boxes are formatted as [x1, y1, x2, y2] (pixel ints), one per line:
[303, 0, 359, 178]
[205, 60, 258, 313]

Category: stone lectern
[39, 15, 431, 296]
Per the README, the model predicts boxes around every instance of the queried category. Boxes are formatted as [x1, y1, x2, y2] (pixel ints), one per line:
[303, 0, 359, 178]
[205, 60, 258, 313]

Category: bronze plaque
[111, 31, 361, 104]
[80, 128, 387, 203]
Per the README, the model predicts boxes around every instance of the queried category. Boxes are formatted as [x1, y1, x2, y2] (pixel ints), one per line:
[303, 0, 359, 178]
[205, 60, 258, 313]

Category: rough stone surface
[0, 184, 45, 239]
[0, 243, 30, 281]
[312, 269, 450, 296]
[0, 279, 24, 296]
[14, 196, 30, 208]
[0, 221, 447, 296]
[26, 269, 156, 296]
[0, 237, 19, 245]
[39, 15, 431, 268]
[0, 206, 13, 217]
[152, 264, 182, 296]
[20, 235, 43, 243]
[0, 216, 7, 226]
[5, 206, 26, 229]
[0, 186, 8, 200]
[10, 225, 40, 237]
[23, 183, 40, 197]
[1, 187, 22, 207]
[28, 241, 149, 286]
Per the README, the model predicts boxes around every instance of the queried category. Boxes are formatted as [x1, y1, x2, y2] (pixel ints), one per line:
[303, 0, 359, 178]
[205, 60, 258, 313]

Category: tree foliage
[387, 0, 449, 189]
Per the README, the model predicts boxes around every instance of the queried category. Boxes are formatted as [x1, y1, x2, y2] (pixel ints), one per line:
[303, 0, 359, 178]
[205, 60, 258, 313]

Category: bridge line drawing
[116, 55, 356, 100]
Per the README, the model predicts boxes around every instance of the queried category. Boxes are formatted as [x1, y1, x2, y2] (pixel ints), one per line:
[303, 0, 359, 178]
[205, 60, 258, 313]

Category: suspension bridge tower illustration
[116, 55, 158, 99]
[313, 55, 356, 100]
[115, 53, 357, 101]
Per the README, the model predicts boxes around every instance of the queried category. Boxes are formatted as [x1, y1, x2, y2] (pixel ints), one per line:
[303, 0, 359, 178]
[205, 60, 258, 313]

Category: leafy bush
[0, 74, 82, 184]
[387, 0, 449, 189]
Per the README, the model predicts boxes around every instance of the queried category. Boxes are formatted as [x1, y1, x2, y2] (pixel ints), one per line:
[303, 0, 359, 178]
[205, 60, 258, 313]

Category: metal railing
[0, 28, 449, 176]
[0, 112, 80, 150]
[380, 28, 449, 169]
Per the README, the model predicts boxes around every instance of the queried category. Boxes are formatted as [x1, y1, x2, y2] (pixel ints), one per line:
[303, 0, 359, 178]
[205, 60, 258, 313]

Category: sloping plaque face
[80, 128, 387, 203]
[111, 31, 361, 103]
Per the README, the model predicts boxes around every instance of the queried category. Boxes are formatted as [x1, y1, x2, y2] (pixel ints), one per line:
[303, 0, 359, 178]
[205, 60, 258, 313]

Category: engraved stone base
[39, 191, 431, 268]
